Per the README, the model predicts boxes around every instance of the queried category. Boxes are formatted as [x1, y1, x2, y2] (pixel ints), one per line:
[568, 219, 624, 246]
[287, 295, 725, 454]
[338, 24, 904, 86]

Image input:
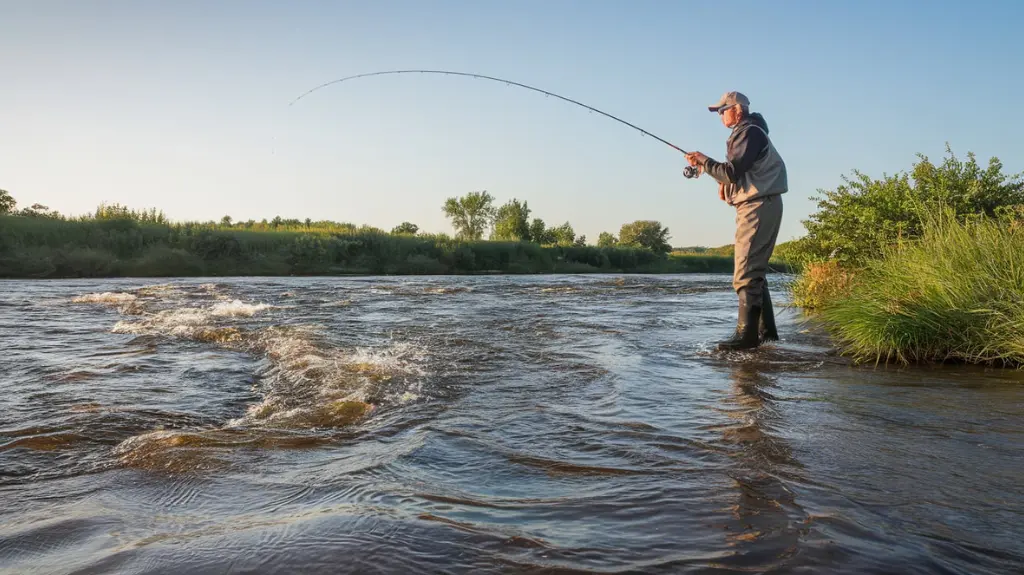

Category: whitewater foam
[72, 292, 137, 305]
[210, 300, 274, 317]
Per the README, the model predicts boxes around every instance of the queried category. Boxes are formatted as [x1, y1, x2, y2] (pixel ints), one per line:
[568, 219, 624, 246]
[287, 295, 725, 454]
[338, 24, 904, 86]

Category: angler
[291, 73, 787, 351]
[685, 92, 788, 351]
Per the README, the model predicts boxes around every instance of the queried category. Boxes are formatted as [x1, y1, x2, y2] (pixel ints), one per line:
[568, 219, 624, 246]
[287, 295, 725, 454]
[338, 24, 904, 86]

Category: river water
[0, 275, 1021, 574]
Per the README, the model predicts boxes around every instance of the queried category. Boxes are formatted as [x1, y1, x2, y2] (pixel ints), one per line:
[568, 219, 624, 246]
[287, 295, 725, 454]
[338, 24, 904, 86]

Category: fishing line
[289, 69, 701, 178]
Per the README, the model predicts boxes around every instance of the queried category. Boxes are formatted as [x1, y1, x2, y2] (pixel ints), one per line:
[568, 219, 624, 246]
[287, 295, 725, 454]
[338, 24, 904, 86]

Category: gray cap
[708, 91, 749, 112]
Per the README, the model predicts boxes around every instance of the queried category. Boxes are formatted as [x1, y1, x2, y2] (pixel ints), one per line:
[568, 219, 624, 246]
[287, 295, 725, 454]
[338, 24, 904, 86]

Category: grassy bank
[0, 215, 752, 278]
[780, 146, 1024, 367]
[810, 214, 1024, 366]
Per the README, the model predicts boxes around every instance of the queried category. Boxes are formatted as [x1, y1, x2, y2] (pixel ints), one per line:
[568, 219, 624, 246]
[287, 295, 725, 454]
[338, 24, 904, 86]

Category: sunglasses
[717, 105, 736, 115]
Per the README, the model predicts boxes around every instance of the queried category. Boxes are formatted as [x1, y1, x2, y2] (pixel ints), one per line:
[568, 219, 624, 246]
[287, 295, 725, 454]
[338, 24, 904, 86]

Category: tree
[491, 199, 532, 241]
[220, 215, 233, 227]
[19, 203, 62, 219]
[23, 203, 49, 215]
[93, 202, 166, 223]
[529, 218, 554, 245]
[392, 221, 419, 235]
[550, 221, 577, 246]
[619, 220, 672, 254]
[796, 145, 1024, 265]
[0, 189, 15, 214]
[442, 190, 497, 240]
[597, 232, 618, 247]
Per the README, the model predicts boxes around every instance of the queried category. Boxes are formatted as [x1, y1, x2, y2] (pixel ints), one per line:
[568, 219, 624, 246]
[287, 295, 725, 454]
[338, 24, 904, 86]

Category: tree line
[440, 190, 672, 254]
[0, 188, 746, 279]
[0, 188, 675, 255]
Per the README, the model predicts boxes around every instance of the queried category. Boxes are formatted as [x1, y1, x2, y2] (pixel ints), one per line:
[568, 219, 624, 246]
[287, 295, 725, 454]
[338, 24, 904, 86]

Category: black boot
[759, 285, 779, 343]
[717, 295, 762, 351]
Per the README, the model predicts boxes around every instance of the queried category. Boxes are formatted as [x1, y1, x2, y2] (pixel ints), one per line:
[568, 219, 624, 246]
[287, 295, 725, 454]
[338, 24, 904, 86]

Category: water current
[1, 275, 1021, 574]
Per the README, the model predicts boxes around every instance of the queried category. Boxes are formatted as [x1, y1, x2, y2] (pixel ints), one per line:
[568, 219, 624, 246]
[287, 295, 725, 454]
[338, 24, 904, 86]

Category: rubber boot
[759, 285, 779, 343]
[717, 294, 762, 351]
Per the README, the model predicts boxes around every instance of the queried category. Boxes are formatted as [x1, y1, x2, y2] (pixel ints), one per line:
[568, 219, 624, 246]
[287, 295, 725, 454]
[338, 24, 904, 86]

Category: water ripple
[0, 275, 1021, 574]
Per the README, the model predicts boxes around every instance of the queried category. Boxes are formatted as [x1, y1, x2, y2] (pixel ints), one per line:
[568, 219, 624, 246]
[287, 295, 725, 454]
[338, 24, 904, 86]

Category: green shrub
[794, 146, 1024, 266]
[815, 212, 1024, 366]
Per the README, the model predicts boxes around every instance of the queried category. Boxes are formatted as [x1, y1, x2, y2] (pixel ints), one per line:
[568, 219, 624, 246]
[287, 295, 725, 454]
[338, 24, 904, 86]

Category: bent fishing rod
[289, 69, 703, 178]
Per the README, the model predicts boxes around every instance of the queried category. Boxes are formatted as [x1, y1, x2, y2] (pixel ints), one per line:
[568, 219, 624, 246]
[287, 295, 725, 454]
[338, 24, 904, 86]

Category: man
[684, 91, 787, 351]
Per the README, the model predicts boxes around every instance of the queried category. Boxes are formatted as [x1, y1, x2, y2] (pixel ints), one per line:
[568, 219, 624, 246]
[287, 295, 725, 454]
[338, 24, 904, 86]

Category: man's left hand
[685, 152, 708, 166]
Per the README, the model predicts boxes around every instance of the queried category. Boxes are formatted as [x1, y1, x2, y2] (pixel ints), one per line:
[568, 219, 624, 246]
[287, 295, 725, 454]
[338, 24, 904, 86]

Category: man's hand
[718, 182, 726, 202]
[685, 151, 708, 166]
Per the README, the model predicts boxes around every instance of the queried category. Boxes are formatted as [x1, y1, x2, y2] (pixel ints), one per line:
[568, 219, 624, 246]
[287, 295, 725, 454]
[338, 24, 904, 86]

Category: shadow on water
[710, 363, 808, 571]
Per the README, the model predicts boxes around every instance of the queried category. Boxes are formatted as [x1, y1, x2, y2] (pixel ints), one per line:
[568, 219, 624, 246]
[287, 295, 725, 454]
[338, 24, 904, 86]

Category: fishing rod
[289, 69, 702, 178]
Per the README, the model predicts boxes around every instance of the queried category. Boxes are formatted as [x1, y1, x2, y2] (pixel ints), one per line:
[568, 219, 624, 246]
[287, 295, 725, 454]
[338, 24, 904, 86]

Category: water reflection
[713, 362, 807, 569]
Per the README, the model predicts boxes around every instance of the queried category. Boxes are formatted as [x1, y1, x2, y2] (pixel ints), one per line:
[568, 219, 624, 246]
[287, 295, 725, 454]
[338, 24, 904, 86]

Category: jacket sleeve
[702, 126, 768, 184]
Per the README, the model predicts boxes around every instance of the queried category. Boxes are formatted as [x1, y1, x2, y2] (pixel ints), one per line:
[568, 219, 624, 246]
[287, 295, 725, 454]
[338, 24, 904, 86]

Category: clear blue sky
[2, 0, 1021, 247]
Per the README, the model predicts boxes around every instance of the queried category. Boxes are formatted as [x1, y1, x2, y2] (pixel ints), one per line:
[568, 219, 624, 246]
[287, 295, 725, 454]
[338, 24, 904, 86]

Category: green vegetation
[0, 189, 15, 214]
[787, 145, 1024, 269]
[442, 190, 497, 241]
[783, 145, 1024, 367]
[814, 212, 1024, 366]
[490, 198, 532, 242]
[391, 222, 419, 235]
[0, 192, 747, 277]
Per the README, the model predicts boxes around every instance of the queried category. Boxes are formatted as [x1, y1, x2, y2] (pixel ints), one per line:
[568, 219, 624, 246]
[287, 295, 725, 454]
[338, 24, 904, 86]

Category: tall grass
[787, 261, 855, 309]
[815, 212, 1024, 366]
[0, 215, 739, 278]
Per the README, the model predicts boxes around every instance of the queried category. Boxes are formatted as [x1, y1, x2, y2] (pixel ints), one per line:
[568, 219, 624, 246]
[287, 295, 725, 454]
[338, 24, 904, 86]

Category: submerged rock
[310, 400, 374, 428]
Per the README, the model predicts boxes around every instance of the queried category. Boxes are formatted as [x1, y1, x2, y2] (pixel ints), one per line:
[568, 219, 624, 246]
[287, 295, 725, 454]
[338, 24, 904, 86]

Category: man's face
[719, 105, 741, 128]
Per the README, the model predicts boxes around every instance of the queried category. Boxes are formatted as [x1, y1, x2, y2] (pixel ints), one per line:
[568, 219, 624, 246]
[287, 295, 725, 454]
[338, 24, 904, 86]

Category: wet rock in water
[191, 327, 243, 343]
[0, 432, 84, 452]
[309, 400, 374, 428]
[113, 430, 234, 473]
[118, 301, 147, 315]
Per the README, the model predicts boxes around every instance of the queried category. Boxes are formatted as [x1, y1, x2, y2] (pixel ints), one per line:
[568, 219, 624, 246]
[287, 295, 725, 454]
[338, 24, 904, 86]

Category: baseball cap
[708, 91, 750, 112]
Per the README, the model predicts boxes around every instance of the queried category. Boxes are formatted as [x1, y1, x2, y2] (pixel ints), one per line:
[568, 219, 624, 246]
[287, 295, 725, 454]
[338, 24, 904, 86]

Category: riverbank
[0, 214, 784, 278]
[784, 147, 1024, 367]
[798, 214, 1024, 367]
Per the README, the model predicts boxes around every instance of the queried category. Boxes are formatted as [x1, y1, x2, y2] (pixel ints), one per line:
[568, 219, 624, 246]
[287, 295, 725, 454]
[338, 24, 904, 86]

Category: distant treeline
[0, 214, 758, 278]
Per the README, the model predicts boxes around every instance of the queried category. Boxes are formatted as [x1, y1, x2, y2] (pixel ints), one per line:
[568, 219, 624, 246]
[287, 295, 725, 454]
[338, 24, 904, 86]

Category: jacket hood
[737, 112, 768, 134]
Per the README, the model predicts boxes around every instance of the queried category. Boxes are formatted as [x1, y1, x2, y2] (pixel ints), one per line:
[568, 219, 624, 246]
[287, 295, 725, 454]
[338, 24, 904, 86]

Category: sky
[1, 0, 1022, 247]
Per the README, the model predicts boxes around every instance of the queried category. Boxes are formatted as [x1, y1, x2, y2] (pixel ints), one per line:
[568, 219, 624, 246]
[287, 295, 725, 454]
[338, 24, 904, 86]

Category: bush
[795, 145, 1024, 266]
[403, 254, 448, 275]
[55, 248, 116, 277]
[121, 247, 206, 277]
[814, 212, 1024, 366]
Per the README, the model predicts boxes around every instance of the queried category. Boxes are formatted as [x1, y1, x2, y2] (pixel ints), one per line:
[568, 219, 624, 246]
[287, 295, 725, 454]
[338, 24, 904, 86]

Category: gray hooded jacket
[702, 112, 788, 206]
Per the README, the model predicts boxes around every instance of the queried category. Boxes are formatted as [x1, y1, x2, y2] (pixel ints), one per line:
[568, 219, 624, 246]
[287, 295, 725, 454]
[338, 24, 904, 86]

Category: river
[1, 275, 1021, 574]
